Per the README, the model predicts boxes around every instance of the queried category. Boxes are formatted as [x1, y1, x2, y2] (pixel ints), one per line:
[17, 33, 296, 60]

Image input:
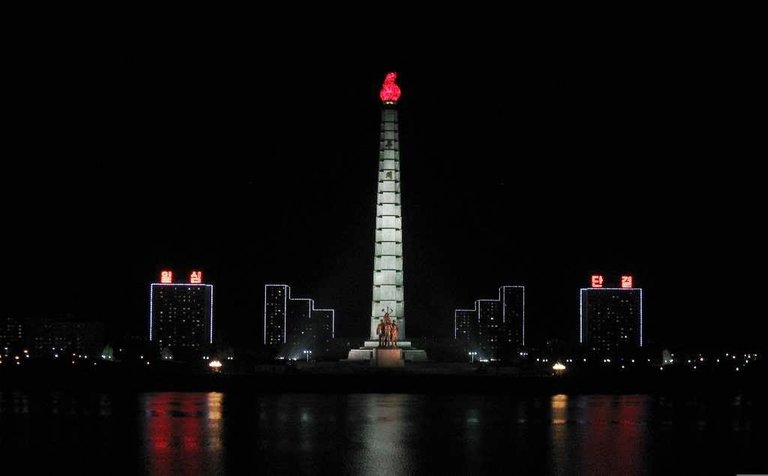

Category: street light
[468, 351, 478, 363]
[303, 350, 312, 362]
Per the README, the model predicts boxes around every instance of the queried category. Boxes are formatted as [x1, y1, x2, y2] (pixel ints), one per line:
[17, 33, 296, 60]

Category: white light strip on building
[150, 283, 212, 286]
[578, 288, 643, 291]
[579, 289, 584, 344]
[263, 285, 268, 345]
[209, 284, 214, 344]
[149, 284, 154, 341]
[640, 289, 644, 347]
[522, 287, 526, 347]
[284, 285, 289, 343]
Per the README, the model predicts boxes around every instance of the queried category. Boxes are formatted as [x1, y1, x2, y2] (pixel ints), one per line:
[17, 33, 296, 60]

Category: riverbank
[1, 361, 765, 395]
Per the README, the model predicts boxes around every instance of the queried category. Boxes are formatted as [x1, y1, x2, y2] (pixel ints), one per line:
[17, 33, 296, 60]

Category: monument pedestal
[372, 347, 404, 368]
[347, 341, 429, 363]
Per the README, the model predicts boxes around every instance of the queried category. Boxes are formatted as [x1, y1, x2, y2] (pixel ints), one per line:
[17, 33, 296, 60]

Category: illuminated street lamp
[208, 359, 222, 373]
[303, 350, 312, 362]
[552, 362, 566, 375]
[468, 351, 478, 363]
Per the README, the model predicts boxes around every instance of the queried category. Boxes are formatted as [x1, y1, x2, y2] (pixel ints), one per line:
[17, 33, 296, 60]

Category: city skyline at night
[3, 36, 762, 355]
[2, 18, 766, 476]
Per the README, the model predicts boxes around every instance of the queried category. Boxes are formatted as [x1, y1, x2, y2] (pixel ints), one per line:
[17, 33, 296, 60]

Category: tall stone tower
[370, 72, 405, 340]
[348, 72, 427, 362]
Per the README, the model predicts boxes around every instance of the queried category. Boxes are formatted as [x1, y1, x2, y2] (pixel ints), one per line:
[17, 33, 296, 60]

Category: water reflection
[547, 395, 649, 476]
[549, 394, 570, 475]
[350, 393, 415, 474]
[141, 392, 224, 476]
[1, 391, 765, 475]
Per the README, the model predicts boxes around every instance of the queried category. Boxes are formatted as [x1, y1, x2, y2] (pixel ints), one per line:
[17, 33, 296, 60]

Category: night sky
[4, 24, 763, 352]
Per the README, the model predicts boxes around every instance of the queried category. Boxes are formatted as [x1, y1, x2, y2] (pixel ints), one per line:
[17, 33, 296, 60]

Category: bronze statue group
[376, 307, 399, 347]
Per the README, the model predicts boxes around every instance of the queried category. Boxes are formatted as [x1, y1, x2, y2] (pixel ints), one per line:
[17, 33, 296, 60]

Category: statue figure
[382, 307, 392, 325]
[381, 307, 393, 346]
[376, 318, 386, 347]
[383, 320, 392, 347]
[391, 319, 399, 347]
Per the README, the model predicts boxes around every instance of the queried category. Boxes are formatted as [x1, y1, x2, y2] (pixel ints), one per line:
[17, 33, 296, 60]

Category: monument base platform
[402, 349, 428, 362]
[362, 340, 412, 349]
[372, 348, 404, 368]
[347, 342, 428, 362]
[347, 348, 374, 361]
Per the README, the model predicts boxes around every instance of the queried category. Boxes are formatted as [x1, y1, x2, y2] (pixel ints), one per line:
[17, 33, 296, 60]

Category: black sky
[4, 21, 764, 351]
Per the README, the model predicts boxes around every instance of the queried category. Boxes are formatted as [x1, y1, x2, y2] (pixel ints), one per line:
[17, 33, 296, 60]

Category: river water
[0, 391, 765, 474]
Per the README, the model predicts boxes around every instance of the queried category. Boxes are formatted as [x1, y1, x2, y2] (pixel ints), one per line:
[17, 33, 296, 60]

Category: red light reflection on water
[579, 395, 647, 475]
[143, 392, 223, 475]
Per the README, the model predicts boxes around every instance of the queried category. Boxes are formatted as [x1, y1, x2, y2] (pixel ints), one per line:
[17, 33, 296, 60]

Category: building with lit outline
[454, 286, 525, 361]
[263, 284, 334, 358]
[579, 275, 643, 357]
[149, 270, 213, 352]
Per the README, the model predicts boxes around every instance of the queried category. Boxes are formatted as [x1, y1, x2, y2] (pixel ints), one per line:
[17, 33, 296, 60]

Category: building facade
[580, 287, 643, 357]
[0, 316, 24, 354]
[28, 317, 105, 357]
[454, 309, 477, 348]
[263, 284, 335, 358]
[454, 286, 525, 361]
[264, 284, 289, 347]
[149, 270, 214, 352]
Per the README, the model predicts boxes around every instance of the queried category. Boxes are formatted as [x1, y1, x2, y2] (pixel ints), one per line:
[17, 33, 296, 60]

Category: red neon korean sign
[190, 271, 203, 284]
[621, 275, 633, 288]
[590, 275, 604, 288]
[160, 270, 173, 283]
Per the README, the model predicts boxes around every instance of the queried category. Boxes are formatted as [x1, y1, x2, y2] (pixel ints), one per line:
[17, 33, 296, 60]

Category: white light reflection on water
[347, 393, 416, 475]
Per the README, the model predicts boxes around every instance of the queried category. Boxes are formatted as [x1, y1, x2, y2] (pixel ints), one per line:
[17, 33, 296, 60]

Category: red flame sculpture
[379, 72, 401, 103]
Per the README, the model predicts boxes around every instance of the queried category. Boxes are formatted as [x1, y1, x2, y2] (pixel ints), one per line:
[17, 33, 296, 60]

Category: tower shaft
[370, 105, 405, 339]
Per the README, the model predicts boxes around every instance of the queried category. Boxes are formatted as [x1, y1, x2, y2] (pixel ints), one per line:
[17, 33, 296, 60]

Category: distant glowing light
[621, 275, 633, 288]
[552, 362, 566, 371]
[209, 360, 222, 369]
[190, 270, 203, 284]
[379, 72, 401, 104]
[591, 275, 604, 288]
[161, 270, 173, 283]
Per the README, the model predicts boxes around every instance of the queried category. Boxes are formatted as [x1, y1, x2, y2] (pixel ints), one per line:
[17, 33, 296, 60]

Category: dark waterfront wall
[1, 361, 766, 395]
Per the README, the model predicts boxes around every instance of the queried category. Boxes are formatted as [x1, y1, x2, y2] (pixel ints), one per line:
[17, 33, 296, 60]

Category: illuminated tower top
[379, 72, 401, 104]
